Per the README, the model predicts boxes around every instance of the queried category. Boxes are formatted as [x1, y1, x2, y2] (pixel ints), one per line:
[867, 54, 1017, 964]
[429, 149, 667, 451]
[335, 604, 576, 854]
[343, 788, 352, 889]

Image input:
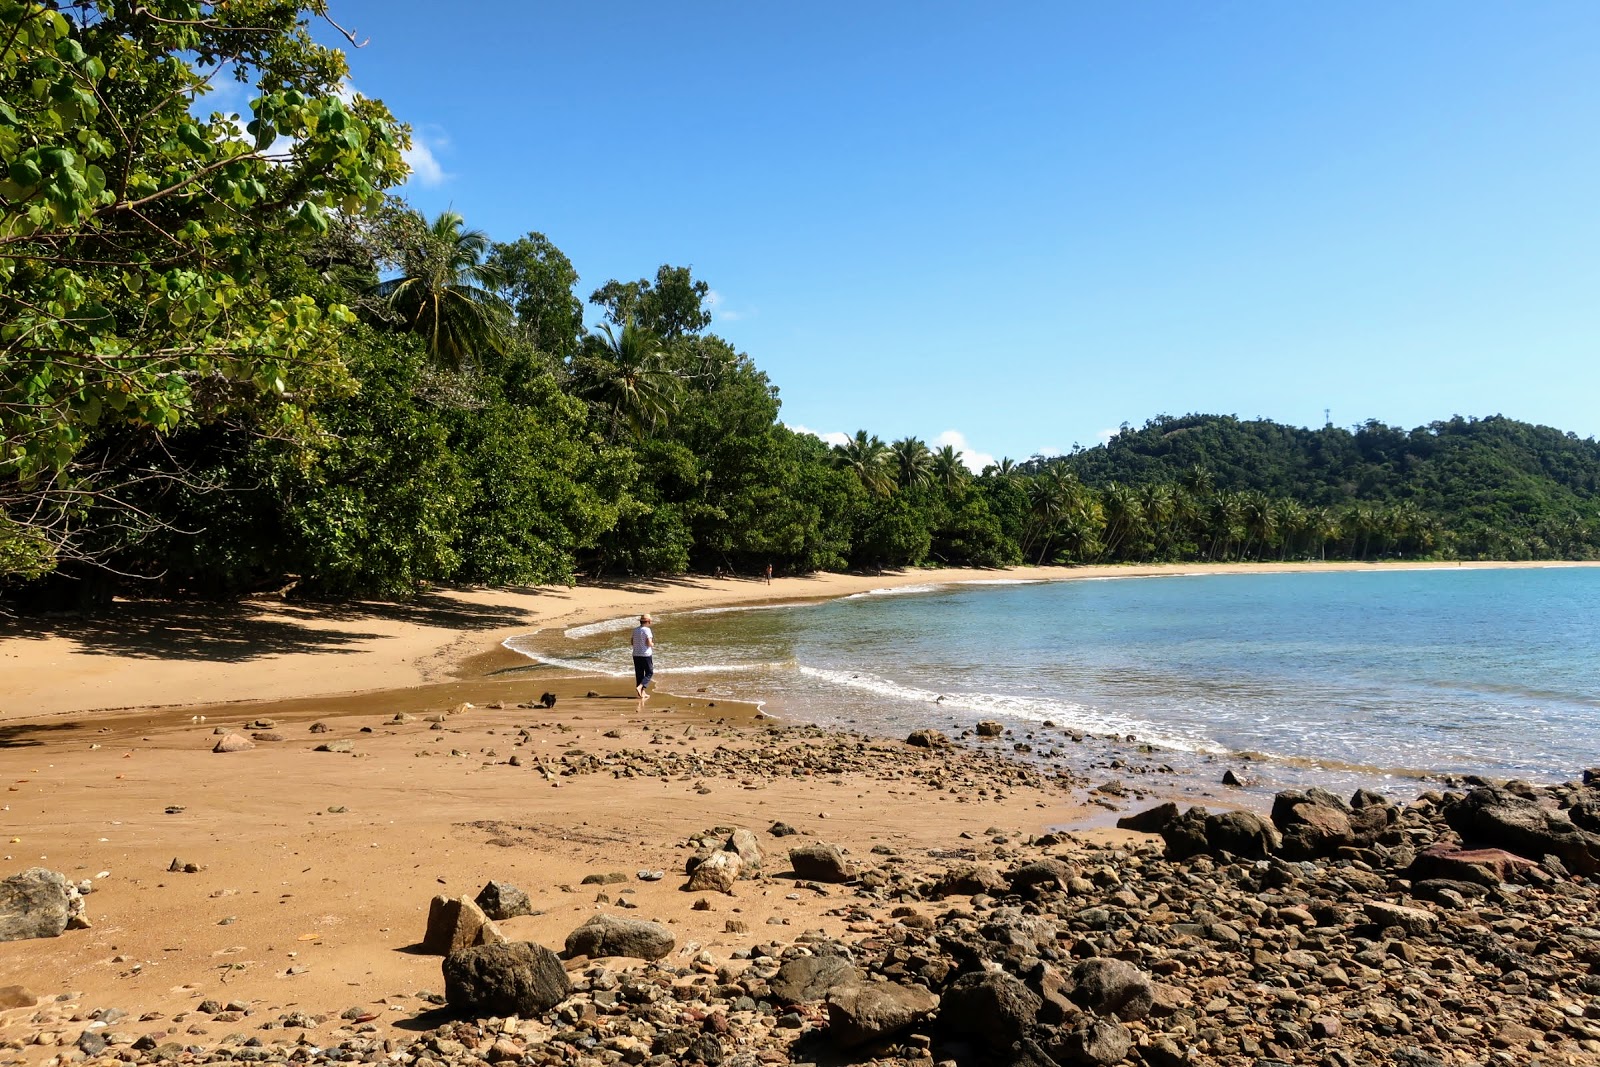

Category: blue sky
[311, 2, 1599, 468]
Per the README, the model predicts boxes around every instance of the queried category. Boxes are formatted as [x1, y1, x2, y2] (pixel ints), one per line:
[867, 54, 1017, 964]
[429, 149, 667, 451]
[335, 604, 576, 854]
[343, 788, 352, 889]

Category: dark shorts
[633, 655, 654, 689]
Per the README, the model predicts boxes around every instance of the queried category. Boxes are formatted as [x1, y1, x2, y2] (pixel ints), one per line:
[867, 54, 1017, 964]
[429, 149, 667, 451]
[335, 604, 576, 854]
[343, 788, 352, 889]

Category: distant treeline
[4, 4, 1598, 610]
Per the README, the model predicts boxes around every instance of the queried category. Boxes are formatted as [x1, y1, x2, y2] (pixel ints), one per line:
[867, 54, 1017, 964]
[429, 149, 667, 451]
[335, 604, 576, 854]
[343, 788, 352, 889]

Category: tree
[833, 431, 894, 498]
[590, 264, 711, 341]
[486, 231, 584, 360]
[890, 437, 932, 490]
[931, 445, 968, 493]
[0, 0, 407, 579]
[571, 321, 681, 441]
[372, 210, 509, 369]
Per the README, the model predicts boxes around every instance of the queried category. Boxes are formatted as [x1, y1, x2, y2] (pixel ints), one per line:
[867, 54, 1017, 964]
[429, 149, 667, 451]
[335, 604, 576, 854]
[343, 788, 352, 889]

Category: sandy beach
[4, 559, 1600, 1066]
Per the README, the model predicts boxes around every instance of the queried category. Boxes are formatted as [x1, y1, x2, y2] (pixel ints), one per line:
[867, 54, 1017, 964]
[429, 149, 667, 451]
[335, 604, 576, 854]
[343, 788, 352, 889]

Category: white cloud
[788, 424, 850, 448]
[933, 430, 996, 474]
[1034, 446, 1065, 459]
[705, 289, 745, 322]
[1096, 427, 1118, 443]
[402, 133, 449, 187]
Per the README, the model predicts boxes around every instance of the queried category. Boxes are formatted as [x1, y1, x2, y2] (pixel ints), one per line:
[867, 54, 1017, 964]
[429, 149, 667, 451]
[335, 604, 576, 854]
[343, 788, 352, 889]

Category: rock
[1117, 802, 1180, 834]
[929, 863, 1008, 898]
[1272, 790, 1355, 859]
[538, 692, 557, 708]
[1363, 901, 1437, 936]
[250, 731, 285, 742]
[580, 871, 630, 885]
[1444, 785, 1600, 874]
[936, 970, 1042, 1046]
[0, 868, 84, 942]
[826, 982, 939, 1048]
[308, 722, 330, 733]
[0, 985, 37, 1009]
[1008, 858, 1074, 895]
[422, 895, 504, 955]
[315, 739, 354, 753]
[769, 954, 862, 1004]
[687, 850, 743, 894]
[1159, 806, 1212, 858]
[212, 732, 254, 753]
[768, 821, 798, 837]
[1407, 844, 1539, 885]
[789, 842, 853, 882]
[1051, 1017, 1132, 1067]
[975, 721, 1005, 737]
[1068, 957, 1154, 1021]
[724, 828, 764, 874]
[906, 729, 951, 748]
[474, 881, 534, 921]
[442, 941, 570, 1017]
[563, 914, 674, 960]
[1204, 809, 1281, 858]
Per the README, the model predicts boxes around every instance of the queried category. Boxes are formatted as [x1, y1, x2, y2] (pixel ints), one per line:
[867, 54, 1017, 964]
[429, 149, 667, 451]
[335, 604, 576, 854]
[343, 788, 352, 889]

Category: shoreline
[3, 558, 1593, 724]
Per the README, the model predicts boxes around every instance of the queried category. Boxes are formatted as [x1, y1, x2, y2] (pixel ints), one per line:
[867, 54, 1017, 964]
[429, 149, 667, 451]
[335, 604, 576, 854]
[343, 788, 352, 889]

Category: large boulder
[1117, 802, 1180, 835]
[0, 869, 86, 942]
[1406, 844, 1539, 885]
[1204, 809, 1281, 859]
[563, 914, 674, 961]
[789, 842, 854, 883]
[1067, 958, 1154, 1021]
[1158, 806, 1212, 859]
[724, 828, 765, 875]
[769, 954, 862, 1004]
[826, 982, 939, 1049]
[929, 864, 1009, 899]
[1008, 858, 1075, 896]
[1444, 786, 1600, 874]
[935, 970, 1042, 1046]
[474, 881, 535, 921]
[1272, 790, 1354, 859]
[422, 895, 504, 955]
[1048, 1018, 1133, 1067]
[442, 941, 570, 1017]
[686, 850, 743, 894]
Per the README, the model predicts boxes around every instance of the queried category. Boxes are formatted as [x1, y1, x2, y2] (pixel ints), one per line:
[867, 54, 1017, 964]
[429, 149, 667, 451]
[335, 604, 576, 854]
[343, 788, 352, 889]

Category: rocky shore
[5, 687, 1600, 1067]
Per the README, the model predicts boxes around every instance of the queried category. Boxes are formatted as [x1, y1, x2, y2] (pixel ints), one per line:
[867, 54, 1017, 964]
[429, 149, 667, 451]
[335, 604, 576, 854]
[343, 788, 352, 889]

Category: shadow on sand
[0, 590, 542, 664]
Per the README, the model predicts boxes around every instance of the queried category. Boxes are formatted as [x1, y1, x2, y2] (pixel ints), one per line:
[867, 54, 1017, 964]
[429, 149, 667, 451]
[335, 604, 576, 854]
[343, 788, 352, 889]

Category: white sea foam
[842, 583, 943, 599]
[793, 665, 1224, 754]
[953, 579, 1045, 585]
[686, 601, 824, 616]
[563, 615, 643, 639]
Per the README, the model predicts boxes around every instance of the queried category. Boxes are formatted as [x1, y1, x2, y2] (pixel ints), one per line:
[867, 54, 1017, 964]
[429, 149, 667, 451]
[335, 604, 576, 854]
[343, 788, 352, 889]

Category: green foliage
[590, 264, 711, 341]
[371, 209, 509, 369]
[486, 232, 584, 360]
[0, 0, 407, 574]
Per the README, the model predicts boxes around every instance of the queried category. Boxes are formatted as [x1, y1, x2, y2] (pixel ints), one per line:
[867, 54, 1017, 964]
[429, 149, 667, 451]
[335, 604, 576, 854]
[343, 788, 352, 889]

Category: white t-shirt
[631, 625, 654, 657]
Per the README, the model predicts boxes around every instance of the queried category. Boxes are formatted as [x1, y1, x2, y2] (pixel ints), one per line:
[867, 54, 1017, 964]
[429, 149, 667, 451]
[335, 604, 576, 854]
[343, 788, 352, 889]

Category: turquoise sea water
[506, 567, 1600, 797]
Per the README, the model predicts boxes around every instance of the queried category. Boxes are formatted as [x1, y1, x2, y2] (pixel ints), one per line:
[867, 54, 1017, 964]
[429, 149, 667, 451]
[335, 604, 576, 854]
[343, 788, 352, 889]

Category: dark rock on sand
[770, 953, 862, 1004]
[563, 914, 674, 961]
[825, 981, 939, 1048]
[443, 941, 570, 1017]
[936, 970, 1042, 1046]
[1444, 785, 1600, 874]
[789, 842, 853, 882]
[474, 881, 534, 921]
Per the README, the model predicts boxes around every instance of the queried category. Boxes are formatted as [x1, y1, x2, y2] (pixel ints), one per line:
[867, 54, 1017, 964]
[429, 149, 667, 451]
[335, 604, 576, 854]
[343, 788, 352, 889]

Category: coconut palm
[833, 431, 895, 498]
[890, 437, 933, 490]
[373, 210, 509, 368]
[930, 445, 968, 492]
[574, 320, 682, 441]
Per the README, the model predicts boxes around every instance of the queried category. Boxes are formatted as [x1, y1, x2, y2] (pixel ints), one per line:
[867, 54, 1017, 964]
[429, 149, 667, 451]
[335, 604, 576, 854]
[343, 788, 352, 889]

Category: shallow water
[506, 567, 1600, 799]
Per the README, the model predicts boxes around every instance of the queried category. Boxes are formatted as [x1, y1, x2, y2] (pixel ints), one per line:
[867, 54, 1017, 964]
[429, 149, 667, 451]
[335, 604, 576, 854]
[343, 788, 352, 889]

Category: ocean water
[505, 567, 1600, 798]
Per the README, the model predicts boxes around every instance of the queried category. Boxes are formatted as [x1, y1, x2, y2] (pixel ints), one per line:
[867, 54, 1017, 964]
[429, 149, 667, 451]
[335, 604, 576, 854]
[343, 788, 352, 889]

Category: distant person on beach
[765, 563, 773, 585]
[632, 614, 655, 701]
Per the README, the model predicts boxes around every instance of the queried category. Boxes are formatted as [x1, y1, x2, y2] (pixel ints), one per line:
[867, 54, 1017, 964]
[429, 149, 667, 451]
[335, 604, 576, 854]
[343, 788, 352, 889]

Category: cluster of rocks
[16, 772, 1600, 1066]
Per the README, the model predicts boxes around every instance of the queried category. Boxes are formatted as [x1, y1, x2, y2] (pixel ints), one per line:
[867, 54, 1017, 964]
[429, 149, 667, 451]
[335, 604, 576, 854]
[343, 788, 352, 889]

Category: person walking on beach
[765, 562, 773, 585]
[632, 614, 655, 702]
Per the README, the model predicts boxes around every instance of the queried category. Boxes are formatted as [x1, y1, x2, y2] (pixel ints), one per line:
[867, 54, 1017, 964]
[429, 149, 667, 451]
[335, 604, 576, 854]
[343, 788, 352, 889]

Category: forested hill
[1047, 414, 1600, 554]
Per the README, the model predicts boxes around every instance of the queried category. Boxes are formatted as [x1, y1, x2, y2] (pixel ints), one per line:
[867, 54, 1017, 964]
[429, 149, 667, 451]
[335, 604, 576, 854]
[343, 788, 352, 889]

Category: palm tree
[890, 437, 933, 490]
[833, 431, 895, 498]
[574, 320, 682, 441]
[1099, 483, 1143, 561]
[984, 457, 1018, 480]
[373, 210, 509, 368]
[930, 445, 968, 493]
